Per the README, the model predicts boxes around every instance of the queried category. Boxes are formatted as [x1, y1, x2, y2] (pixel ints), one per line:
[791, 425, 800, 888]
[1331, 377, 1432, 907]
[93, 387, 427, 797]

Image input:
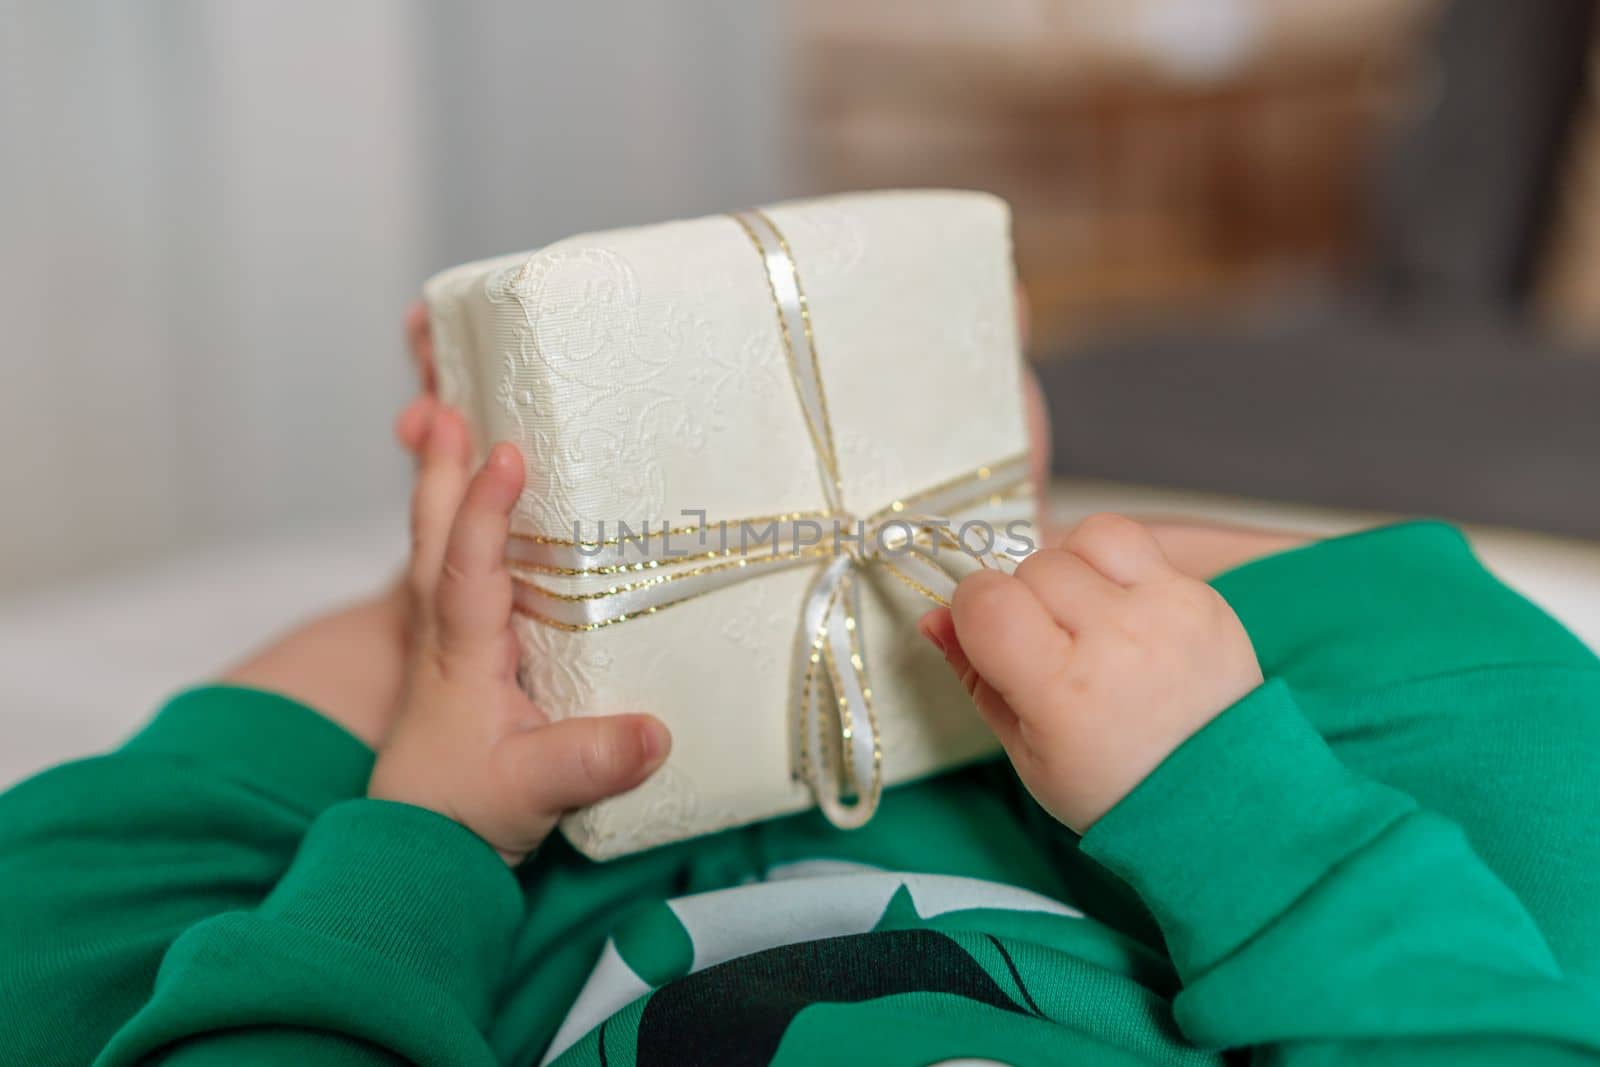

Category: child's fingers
[408, 409, 471, 608]
[920, 607, 983, 699]
[1058, 513, 1171, 586]
[404, 300, 427, 348]
[918, 607, 959, 662]
[435, 443, 525, 655]
[949, 570, 1071, 719]
[497, 714, 671, 818]
[1012, 548, 1121, 634]
[921, 606, 1026, 751]
[404, 301, 437, 395]
[920, 605, 977, 693]
[394, 394, 438, 456]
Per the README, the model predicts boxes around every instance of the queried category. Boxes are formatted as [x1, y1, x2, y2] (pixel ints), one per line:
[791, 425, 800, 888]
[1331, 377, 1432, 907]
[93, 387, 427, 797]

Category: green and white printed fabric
[544, 863, 1193, 1066]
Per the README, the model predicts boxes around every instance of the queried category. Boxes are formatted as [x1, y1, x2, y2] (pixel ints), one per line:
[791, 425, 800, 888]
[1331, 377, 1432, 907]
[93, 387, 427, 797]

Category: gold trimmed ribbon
[508, 208, 1033, 829]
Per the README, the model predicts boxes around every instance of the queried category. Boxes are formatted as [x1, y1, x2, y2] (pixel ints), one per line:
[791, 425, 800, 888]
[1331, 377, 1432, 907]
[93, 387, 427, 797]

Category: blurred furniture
[801, 0, 1439, 347]
[1039, 0, 1600, 539]
[804, 0, 1600, 539]
[1538, 14, 1600, 343]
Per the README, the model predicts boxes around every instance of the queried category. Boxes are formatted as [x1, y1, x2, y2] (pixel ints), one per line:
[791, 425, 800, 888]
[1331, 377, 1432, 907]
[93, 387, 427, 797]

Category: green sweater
[3, 522, 1600, 1065]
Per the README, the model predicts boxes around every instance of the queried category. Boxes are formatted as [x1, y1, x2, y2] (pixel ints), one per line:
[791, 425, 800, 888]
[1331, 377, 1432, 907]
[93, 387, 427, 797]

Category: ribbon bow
[506, 209, 1031, 828]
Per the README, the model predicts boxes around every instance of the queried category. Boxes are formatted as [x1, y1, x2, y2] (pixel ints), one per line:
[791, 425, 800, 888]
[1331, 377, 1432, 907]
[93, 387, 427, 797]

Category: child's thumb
[499, 714, 672, 817]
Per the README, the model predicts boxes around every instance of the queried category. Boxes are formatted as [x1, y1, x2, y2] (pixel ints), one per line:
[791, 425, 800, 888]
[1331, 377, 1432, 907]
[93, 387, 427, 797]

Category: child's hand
[369, 408, 671, 864]
[919, 514, 1261, 833]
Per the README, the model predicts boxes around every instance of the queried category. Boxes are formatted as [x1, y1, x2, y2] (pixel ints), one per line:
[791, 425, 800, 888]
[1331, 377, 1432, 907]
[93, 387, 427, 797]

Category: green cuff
[122, 685, 374, 814]
[96, 800, 520, 1066]
[1079, 679, 1413, 976]
[259, 799, 523, 996]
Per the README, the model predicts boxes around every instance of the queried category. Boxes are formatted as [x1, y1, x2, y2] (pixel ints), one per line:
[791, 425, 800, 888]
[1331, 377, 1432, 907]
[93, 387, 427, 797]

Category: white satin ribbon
[507, 208, 1033, 829]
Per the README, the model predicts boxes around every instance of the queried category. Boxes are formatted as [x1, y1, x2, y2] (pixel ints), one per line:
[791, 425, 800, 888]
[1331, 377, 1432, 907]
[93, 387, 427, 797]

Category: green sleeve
[0, 686, 373, 1064]
[1080, 679, 1600, 1064]
[96, 799, 521, 1066]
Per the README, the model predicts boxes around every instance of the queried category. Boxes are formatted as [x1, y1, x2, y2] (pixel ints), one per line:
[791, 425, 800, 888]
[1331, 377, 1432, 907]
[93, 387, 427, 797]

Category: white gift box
[424, 189, 1033, 859]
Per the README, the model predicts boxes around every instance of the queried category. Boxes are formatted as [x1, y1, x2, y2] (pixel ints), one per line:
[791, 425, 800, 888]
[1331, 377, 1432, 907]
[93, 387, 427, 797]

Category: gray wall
[0, 0, 792, 592]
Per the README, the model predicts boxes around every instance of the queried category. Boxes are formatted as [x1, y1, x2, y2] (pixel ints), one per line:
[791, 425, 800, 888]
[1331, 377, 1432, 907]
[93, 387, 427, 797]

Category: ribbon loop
[787, 510, 1027, 827]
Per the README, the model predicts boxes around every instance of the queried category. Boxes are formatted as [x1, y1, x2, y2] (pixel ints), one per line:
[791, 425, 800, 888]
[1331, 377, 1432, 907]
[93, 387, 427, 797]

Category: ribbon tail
[819, 572, 880, 829]
[792, 555, 883, 829]
[792, 554, 850, 805]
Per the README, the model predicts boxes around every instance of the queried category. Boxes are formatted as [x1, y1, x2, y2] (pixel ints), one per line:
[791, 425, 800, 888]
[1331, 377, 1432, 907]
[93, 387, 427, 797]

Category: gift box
[424, 190, 1034, 859]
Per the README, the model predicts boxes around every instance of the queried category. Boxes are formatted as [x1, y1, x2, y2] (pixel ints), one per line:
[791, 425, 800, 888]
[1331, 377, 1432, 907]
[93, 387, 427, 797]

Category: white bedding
[3, 485, 1598, 790]
[0, 516, 405, 788]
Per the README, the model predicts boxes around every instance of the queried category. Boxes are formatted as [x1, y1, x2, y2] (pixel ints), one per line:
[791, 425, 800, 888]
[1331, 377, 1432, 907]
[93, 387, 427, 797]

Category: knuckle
[578, 729, 624, 788]
[1071, 512, 1147, 552]
[1079, 602, 1146, 662]
[427, 642, 462, 685]
[1095, 632, 1143, 674]
[1054, 661, 1092, 698]
[438, 556, 468, 593]
[1012, 547, 1064, 585]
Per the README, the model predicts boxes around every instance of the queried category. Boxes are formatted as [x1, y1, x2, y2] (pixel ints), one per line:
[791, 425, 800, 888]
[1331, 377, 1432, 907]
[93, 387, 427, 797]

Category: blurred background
[5, 0, 1600, 779]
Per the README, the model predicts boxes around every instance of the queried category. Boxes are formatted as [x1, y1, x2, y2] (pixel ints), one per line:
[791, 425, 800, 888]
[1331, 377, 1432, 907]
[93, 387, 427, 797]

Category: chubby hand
[369, 406, 671, 864]
[919, 514, 1262, 833]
